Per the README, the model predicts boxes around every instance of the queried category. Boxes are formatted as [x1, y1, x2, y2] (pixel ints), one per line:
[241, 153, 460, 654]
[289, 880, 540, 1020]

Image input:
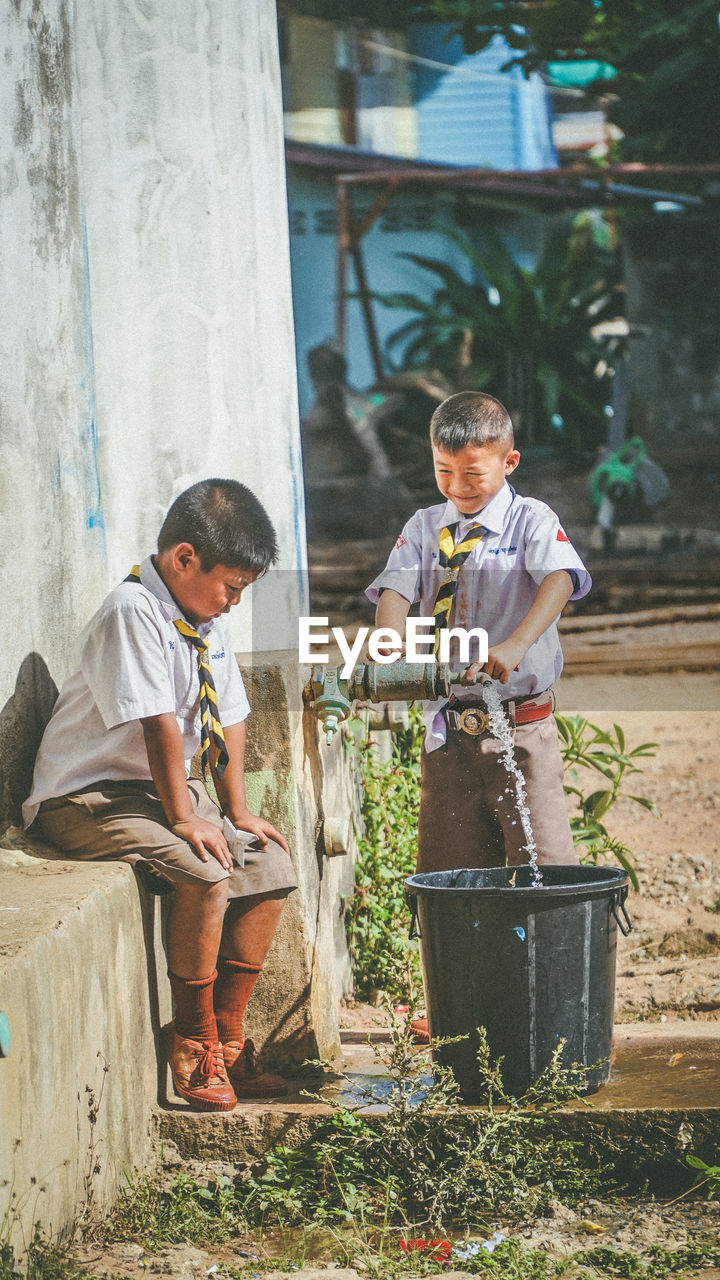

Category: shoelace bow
[193, 1042, 225, 1081]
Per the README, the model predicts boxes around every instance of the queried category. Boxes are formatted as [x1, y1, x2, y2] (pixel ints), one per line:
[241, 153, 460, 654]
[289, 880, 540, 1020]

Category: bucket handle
[405, 888, 421, 939]
[611, 884, 633, 936]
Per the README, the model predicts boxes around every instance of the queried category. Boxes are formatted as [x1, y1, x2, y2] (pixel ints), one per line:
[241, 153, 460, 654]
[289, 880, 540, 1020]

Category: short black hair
[430, 392, 514, 452]
[157, 479, 278, 574]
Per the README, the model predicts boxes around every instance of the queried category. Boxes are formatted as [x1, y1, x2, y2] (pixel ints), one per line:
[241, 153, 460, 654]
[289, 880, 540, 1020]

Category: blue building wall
[409, 26, 557, 170]
[287, 162, 544, 415]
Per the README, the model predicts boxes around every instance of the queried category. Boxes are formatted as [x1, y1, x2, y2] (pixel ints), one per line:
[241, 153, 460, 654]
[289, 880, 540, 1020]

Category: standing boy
[24, 479, 297, 1111]
[366, 391, 591, 876]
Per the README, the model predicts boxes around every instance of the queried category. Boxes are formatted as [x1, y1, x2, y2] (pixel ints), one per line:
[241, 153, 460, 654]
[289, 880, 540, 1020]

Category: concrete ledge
[0, 834, 168, 1245]
[157, 1023, 720, 1196]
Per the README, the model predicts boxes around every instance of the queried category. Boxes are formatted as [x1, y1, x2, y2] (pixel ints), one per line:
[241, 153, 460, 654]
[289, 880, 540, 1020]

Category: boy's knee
[175, 877, 230, 905]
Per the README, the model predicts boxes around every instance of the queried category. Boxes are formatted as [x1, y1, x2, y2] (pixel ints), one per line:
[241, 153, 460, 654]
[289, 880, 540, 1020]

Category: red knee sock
[168, 969, 218, 1042]
[213, 957, 263, 1046]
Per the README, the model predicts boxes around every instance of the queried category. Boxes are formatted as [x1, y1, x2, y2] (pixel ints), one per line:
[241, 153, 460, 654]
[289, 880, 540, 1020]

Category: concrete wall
[0, 852, 167, 1248]
[0, 0, 306, 833]
[623, 215, 720, 441]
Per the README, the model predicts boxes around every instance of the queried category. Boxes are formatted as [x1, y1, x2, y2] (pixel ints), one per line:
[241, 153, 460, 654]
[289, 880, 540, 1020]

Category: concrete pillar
[0, 1, 108, 826]
[239, 653, 358, 1068]
[0, 0, 305, 832]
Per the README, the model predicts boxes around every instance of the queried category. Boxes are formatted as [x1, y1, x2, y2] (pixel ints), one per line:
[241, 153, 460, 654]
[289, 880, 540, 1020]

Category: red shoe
[223, 1039, 289, 1098]
[410, 1018, 430, 1044]
[168, 1028, 237, 1112]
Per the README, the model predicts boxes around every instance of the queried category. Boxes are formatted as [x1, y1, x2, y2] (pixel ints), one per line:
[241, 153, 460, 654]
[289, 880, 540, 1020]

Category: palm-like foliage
[373, 216, 624, 449]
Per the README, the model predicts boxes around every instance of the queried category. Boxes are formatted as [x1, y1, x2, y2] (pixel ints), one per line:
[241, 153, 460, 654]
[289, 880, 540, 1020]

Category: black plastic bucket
[404, 865, 632, 1100]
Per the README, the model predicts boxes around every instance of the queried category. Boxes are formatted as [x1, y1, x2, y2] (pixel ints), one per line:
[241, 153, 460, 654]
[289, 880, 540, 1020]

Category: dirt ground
[72, 1192, 720, 1280]
[556, 678, 720, 1023]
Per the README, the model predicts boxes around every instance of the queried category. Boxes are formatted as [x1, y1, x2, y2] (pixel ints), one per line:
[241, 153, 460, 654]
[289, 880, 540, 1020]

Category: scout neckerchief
[432, 522, 486, 656]
[125, 565, 229, 780]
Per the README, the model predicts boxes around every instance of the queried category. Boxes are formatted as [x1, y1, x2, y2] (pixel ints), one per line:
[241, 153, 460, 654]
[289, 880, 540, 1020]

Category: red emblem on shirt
[394, 534, 406, 548]
[556, 528, 570, 542]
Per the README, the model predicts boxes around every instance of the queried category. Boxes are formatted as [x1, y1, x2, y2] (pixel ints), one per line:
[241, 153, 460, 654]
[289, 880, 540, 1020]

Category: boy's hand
[363, 638, 406, 662]
[482, 639, 527, 684]
[170, 816, 234, 871]
[227, 809, 290, 855]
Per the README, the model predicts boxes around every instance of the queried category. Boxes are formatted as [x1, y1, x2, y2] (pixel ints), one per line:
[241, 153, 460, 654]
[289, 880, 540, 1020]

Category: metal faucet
[304, 661, 492, 744]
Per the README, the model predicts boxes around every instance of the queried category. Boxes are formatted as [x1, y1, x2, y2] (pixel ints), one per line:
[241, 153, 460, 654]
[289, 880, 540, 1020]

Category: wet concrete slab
[591, 1023, 720, 1111]
[156, 1021, 720, 1187]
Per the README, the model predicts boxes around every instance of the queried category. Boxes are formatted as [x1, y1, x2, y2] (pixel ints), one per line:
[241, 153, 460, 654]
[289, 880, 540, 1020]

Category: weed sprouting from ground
[108, 1019, 604, 1247]
[685, 1151, 720, 1198]
[345, 710, 424, 1001]
[4, 1231, 720, 1280]
[0, 1228, 132, 1279]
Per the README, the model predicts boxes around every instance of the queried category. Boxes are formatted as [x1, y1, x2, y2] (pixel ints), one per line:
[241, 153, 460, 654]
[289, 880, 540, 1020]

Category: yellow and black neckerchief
[432, 524, 486, 655]
[125, 565, 229, 779]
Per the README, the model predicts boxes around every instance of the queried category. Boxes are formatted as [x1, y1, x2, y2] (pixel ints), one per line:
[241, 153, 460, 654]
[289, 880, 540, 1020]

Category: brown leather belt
[444, 692, 553, 736]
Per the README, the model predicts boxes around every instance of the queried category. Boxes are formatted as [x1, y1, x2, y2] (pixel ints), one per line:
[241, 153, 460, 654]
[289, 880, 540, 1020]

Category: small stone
[547, 1198, 577, 1223]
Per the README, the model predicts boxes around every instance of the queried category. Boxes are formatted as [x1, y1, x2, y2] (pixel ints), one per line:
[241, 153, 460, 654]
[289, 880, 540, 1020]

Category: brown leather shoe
[410, 1017, 430, 1044]
[223, 1039, 289, 1098]
[169, 1028, 237, 1112]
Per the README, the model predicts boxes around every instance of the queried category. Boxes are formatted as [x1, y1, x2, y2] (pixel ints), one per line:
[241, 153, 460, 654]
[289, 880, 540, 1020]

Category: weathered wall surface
[0, 852, 167, 1248]
[239, 653, 357, 1068]
[623, 216, 720, 442]
[0, 0, 305, 832]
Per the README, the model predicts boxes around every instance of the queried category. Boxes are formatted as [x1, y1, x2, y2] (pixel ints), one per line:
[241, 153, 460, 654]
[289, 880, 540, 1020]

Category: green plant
[686, 1152, 720, 1199]
[110, 1021, 601, 1244]
[345, 708, 424, 1000]
[373, 216, 623, 449]
[0, 1228, 131, 1280]
[572, 1240, 720, 1278]
[556, 715, 659, 892]
[108, 1170, 244, 1249]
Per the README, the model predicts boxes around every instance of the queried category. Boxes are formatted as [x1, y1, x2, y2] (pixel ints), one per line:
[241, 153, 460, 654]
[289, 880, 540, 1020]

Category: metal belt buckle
[458, 706, 490, 736]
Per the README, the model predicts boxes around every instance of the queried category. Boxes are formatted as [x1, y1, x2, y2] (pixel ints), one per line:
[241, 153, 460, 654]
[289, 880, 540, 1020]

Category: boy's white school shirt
[365, 482, 591, 753]
[22, 556, 250, 827]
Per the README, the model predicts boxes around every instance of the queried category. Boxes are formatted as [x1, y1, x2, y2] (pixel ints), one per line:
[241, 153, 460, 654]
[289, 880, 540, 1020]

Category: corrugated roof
[286, 141, 720, 210]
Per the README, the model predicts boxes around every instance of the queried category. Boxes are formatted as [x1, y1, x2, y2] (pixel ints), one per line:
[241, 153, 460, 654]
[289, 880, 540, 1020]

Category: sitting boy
[366, 391, 592, 876]
[23, 478, 297, 1111]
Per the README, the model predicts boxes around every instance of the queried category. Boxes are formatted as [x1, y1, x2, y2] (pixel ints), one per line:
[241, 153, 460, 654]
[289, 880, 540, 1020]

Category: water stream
[479, 680, 543, 886]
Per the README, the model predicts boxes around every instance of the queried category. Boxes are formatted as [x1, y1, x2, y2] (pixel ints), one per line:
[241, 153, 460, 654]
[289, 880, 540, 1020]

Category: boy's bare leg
[166, 880, 229, 978]
[219, 889, 288, 964]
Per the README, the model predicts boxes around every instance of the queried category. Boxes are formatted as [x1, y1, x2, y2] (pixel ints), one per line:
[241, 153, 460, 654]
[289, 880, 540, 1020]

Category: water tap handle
[450, 668, 494, 689]
[305, 667, 353, 745]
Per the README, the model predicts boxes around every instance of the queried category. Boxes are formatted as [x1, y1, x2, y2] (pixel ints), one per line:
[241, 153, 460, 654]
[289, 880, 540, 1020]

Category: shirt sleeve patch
[394, 533, 406, 548]
[556, 528, 570, 542]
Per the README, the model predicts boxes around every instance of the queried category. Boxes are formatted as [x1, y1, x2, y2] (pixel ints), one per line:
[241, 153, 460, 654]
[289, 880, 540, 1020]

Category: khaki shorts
[36, 779, 298, 900]
[417, 715, 577, 874]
